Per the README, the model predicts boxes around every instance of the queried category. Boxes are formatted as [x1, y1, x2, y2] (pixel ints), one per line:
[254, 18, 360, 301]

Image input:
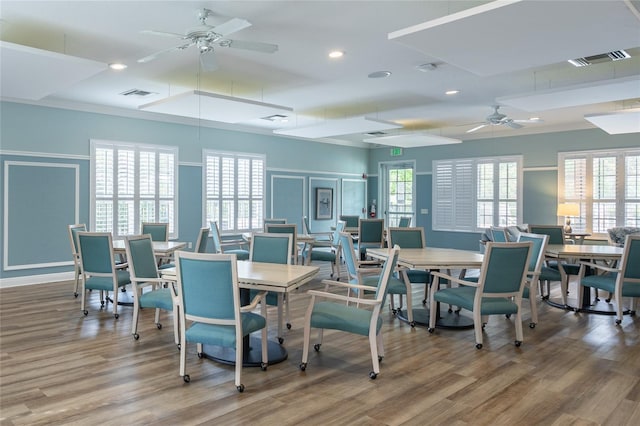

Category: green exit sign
[390, 147, 403, 157]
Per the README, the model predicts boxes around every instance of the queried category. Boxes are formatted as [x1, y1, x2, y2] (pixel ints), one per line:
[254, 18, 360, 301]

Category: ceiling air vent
[120, 89, 155, 97]
[568, 50, 631, 67]
[262, 114, 288, 121]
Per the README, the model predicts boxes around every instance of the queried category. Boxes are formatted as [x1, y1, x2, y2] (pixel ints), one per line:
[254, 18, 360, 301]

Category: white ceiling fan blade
[466, 124, 488, 133]
[221, 39, 278, 53]
[200, 51, 218, 72]
[513, 118, 544, 123]
[140, 29, 186, 39]
[504, 121, 524, 129]
[138, 42, 193, 63]
[213, 18, 252, 36]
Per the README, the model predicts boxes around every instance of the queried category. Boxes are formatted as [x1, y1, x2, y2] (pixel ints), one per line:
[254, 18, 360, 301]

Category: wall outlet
[420, 208, 429, 215]
[187, 242, 192, 249]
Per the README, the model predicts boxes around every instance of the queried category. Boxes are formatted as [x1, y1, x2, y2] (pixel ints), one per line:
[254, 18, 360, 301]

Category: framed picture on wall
[315, 188, 333, 220]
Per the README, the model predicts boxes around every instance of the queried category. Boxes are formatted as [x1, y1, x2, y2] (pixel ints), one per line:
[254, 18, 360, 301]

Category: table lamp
[557, 203, 580, 233]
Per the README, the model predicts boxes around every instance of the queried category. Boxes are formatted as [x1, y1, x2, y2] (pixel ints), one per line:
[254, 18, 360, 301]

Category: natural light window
[559, 148, 640, 234]
[204, 150, 265, 233]
[433, 156, 522, 232]
[91, 140, 178, 239]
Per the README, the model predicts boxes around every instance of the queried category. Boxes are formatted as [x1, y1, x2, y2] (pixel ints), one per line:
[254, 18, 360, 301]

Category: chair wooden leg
[369, 329, 380, 376]
[514, 308, 524, 345]
[529, 280, 538, 328]
[473, 310, 484, 349]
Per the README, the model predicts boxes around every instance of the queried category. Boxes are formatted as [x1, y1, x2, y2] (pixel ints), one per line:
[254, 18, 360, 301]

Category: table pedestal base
[396, 307, 474, 329]
[202, 337, 287, 367]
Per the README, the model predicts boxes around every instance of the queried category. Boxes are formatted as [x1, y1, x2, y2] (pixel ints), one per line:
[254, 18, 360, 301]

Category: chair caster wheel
[476, 343, 483, 350]
[515, 340, 522, 347]
[391, 308, 397, 315]
[605, 298, 611, 303]
[114, 314, 119, 319]
[427, 328, 435, 333]
[261, 363, 268, 371]
[74, 293, 79, 298]
[529, 323, 536, 329]
[278, 337, 284, 344]
[177, 344, 181, 350]
[183, 375, 190, 383]
[369, 372, 377, 380]
[286, 323, 292, 330]
[299, 362, 307, 371]
[422, 299, 427, 305]
[237, 384, 245, 393]
[133, 333, 140, 340]
[197, 352, 204, 359]
[156, 323, 162, 330]
[505, 314, 511, 319]
[83, 310, 88, 316]
[410, 321, 415, 328]
[378, 356, 383, 362]
[482, 323, 487, 329]
[101, 301, 105, 307]
[615, 319, 622, 325]
[314, 344, 321, 352]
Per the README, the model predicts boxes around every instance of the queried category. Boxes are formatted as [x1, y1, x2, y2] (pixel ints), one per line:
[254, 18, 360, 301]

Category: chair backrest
[374, 245, 401, 303]
[77, 232, 117, 275]
[621, 235, 640, 281]
[339, 232, 360, 283]
[302, 216, 311, 234]
[264, 224, 298, 260]
[331, 220, 346, 245]
[209, 221, 224, 253]
[250, 233, 293, 265]
[528, 225, 565, 245]
[141, 222, 169, 242]
[490, 226, 509, 242]
[339, 215, 360, 228]
[194, 227, 210, 253]
[388, 227, 425, 249]
[68, 223, 87, 258]
[176, 252, 240, 322]
[517, 232, 549, 274]
[124, 234, 159, 280]
[264, 218, 287, 231]
[358, 218, 385, 245]
[398, 216, 412, 227]
[478, 242, 532, 296]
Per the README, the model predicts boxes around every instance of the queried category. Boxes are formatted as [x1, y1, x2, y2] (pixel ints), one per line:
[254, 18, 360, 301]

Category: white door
[380, 161, 415, 227]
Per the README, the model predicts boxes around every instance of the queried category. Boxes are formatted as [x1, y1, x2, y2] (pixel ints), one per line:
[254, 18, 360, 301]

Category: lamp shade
[557, 203, 579, 216]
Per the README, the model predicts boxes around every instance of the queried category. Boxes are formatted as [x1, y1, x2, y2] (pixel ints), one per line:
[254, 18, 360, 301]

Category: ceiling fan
[137, 8, 278, 71]
[466, 106, 542, 133]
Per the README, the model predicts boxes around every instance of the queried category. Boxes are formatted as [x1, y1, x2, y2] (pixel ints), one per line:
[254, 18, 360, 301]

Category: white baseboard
[0, 272, 74, 288]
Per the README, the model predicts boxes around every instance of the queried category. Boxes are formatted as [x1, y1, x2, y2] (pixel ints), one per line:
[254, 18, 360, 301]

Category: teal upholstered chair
[490, 226, 509, 242]
[68, 223, 87, 297]
[264, 218, 287, 231]
[125, 234, 178, 344]
[299, 245, 400, 379]
[158, 227, 209, 270]
[210, 221, 249, 260]
[387, 227, 431, 324]
[339, 215, 360, 229]
[250, 233, 293, 343]
[529, 224, 578, 300]
[578, 235, 640, 325]
[398, 216, 412, 228]
[265, 223, 298, 264]
[517, 232, 549, 328]
[76, 232, 131, 319]
[340, 232, 413, 326]
[302, 215, 332, 242]
[428, 242, 532, 349]
[301, 220, 344, 279]
[355, 218, 385, 260]
[175, 252, 268, 391]
[141, 222, 169, 242]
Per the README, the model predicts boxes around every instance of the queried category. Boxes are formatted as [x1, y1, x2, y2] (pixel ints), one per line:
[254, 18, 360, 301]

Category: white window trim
[432, 155, 523, 233]
[90, 139, 179, 239]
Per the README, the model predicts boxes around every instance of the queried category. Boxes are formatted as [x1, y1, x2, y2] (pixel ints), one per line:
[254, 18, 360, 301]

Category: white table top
[242, 232, 316, 244]
[367, 247, 484, 269]
[161, 260, 319, 293]
[545, 244, 623, 259]
[112, 240, 187, 255]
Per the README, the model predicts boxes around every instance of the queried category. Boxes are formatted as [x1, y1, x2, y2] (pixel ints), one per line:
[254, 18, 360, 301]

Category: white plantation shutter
[559, 148, 640, 234]
[91, 140, 178, 239]
[204, 150, 265, 233]
[433, 156, 522, 232]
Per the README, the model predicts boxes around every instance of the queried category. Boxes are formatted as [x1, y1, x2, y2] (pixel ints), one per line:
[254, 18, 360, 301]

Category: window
[91, 140, 178, 238]
[204, 150, 265, 233]
[559, 148, 640, 234]
[433, 156, 522, 232]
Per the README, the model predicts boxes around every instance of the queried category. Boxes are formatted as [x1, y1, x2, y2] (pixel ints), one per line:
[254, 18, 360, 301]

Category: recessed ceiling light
[529, 117, 541, 121]
[368, 71, 391, 78]
[445, 89, 460, 95]
[109, 63, 127, 70]
[328, 50, 344, 59]
[416, 63, 437, 72]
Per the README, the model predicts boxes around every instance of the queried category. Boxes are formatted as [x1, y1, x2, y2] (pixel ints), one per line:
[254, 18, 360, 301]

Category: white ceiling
[1, 0, 639, 148]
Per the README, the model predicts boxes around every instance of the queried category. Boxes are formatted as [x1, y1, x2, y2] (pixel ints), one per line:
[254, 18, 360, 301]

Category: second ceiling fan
[466, 106, 542, 133]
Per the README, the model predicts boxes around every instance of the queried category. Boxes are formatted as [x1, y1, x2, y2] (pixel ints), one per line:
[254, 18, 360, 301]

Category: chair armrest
[578, 261, 620, 274]
[319, 278, 378, 293]
[241, 290, 267, 312]
[356, 267, 382, 276]
[115, 262, 129, 270]
[307, 289, 381, 306]
[430, 271, 479, 288]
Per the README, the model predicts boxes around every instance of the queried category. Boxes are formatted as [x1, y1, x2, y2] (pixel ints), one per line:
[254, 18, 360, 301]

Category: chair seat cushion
[85, 270, 130, 291]
[304, 249, 336, 262]
[310, 301, 381, 336]
[540, 266, 562, 281]
[548, 261, 580, 275]
[158, 262, 175, 270]
[434, 286, 519, 315]
[185, 312, 266, 347]
[581, 273, 640, 297]
[227, 249, 249, 260]
[406, 269, 430, 284]
[360, 275, 406, 295]
[139, 287, 174, 310]
[249, 289, 280, 306]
